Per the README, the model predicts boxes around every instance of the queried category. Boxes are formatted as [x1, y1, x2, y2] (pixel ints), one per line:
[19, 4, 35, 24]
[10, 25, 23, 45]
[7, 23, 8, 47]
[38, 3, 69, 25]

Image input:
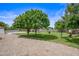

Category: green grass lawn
[17, 31, 79, 49]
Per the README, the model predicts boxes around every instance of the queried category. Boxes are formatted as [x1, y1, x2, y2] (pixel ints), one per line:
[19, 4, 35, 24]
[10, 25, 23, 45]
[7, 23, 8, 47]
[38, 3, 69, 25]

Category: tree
[13, 9, 50, 35]
[31, 9, 50, 34]
[65, 3, 79, 28]
[59, 3, 79, 37]
[55, 20, 64, 37]
[0, 21, 9, 30]
[47, 27, 53, 34]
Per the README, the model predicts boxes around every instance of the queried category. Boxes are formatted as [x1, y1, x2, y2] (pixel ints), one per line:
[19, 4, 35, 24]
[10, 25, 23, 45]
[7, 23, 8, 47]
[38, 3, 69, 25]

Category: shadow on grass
[62, 36, 79, 45]
[18, 34, 58, 41]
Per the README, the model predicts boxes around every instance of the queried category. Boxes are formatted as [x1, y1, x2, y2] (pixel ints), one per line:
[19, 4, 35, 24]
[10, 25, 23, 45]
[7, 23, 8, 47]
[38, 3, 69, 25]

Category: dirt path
[0, 33, 79, 56]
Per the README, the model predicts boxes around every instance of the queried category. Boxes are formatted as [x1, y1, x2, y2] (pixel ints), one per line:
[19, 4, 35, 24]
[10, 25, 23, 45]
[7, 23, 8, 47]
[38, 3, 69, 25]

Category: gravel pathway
[0, 33, 79, 56]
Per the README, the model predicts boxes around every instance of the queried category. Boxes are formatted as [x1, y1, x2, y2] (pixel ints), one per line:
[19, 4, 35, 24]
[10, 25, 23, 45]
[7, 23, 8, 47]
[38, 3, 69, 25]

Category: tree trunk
[35, 29, 37, 35]
[69, 33, 72, 37]
[61, 31, 62, 38]
[60, 30, 63, 38]
[27, 29, 30, 35]
[68, 29, 72, 38]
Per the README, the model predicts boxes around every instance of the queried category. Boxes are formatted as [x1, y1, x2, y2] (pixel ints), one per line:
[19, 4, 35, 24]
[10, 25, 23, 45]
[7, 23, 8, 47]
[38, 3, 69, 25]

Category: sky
[0, 3, 67, 28]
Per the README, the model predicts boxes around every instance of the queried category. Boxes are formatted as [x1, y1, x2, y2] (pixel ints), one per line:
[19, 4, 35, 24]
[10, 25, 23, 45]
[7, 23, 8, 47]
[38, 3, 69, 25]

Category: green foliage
[55, 20, 65, 37]
[67, 4, 74, 14]
[13, 9, 50, 35]
[66, 14, 79, 29]
[0, 22, 6, 27]
[55, 3, 79, 38]
[55, 20, 64, 30]
[64, 3, 79, 29]
[19, 33, 57, 41]
[55, 4, 79, 30]
[17, 32, 79, 48]
[0, 21, 9, 30]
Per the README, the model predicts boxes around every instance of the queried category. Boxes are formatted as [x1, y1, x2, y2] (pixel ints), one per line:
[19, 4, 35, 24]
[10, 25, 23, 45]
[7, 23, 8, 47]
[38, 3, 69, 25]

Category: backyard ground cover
[17, 31, 79, 49]
[0, 32, 79, 56]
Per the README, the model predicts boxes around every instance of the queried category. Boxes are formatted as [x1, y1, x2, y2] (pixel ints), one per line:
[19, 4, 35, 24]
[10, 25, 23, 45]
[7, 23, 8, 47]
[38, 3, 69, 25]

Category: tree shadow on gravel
[18, 34, 58, 41]
[0, 37, 2, 40]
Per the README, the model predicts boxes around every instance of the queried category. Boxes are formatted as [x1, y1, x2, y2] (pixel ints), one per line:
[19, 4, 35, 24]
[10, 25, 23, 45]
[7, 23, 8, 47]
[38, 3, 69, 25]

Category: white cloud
[0, 15, 17, 19]
[0, 11, 18, 18]
[0, 11, 18, 26]
[49, 8, 65, 28]
[0, 8, 65, 27]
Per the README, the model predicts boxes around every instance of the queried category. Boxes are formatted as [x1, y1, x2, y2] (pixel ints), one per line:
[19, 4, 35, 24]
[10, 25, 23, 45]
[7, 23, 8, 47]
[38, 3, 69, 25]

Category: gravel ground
[0, 33, 79, 56]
